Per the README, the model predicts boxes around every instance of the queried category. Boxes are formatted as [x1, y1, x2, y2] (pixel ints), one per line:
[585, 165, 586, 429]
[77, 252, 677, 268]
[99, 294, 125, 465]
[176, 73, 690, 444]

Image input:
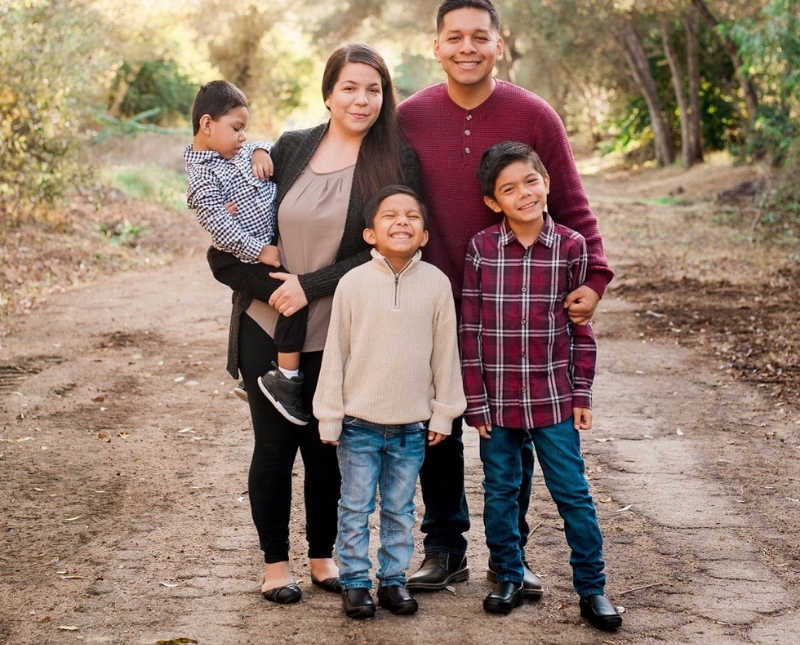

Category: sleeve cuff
[317, 420, 343, 442]
[242, 238, 265, 263]
[585, 271, 611, 299]
[465, 409, 491, 429]
[572, 392, 592, 410]
[428, 413, 454, 436]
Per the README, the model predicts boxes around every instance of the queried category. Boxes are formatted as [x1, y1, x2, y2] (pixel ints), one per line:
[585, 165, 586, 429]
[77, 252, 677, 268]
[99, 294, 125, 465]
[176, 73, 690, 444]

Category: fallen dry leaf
[58, 625, 79, 631]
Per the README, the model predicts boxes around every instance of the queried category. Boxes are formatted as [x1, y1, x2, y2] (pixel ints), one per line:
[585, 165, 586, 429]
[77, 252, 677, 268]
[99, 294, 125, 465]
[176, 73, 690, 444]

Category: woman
[225, 43, 421, 603]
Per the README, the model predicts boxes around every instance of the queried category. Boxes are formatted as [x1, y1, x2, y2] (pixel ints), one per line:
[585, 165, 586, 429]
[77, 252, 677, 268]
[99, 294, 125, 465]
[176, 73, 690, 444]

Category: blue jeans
[480, 417, 606, 596]
[336, 417, 427, 590]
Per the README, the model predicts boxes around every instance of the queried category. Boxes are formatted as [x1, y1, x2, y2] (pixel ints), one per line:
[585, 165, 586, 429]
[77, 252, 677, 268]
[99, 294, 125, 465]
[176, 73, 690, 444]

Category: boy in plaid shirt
[186, 80, 310, 425]
[460, 142, 621, 630]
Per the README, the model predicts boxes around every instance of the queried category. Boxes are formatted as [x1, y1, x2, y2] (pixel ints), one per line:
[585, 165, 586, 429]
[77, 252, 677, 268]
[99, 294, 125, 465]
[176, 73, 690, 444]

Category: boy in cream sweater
[314, 185, 466, 619]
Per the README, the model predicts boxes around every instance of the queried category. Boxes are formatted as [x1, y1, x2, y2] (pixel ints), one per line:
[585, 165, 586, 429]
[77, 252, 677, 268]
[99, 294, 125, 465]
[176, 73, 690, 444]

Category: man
[397, 0, 617, 630]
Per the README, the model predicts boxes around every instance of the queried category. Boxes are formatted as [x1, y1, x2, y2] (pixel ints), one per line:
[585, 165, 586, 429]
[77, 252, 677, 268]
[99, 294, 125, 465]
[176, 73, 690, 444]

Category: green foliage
[0, 0, 109, 220]
[113, 59, 196, 124]
[92, 109, 187, 144]
[98, 219, 150, 246]
[99, 165, 187, 212]
[727, 0, 800, 165]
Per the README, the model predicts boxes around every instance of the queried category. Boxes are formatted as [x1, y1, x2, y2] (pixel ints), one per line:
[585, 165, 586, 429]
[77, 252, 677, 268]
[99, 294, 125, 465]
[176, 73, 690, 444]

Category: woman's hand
[268, 272, 308, 316]
[252, 149, 274, 180]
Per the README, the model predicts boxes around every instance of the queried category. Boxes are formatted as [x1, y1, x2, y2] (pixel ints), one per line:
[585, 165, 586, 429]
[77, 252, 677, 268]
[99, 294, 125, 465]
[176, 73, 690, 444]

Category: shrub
[0, 0, 109, 221]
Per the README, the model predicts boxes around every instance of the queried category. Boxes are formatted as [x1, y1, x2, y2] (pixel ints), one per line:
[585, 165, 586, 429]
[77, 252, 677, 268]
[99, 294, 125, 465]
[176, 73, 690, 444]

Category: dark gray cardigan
[226, 122, 422, 377]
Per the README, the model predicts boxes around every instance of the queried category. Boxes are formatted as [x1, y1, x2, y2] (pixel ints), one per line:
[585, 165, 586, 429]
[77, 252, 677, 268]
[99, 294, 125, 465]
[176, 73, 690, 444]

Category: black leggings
[209, 247, 307, 353]
[238, 313, 340, 562]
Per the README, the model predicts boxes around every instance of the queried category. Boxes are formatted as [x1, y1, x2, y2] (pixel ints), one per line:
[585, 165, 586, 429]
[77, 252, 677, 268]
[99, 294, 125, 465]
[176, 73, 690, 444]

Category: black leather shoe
[406, 553, 469, 590]
[377, 585, 418, 615]
[261, 582, 302, 604]
[483, 581, 523, 615]
[487, 558, 543, 599]
[342, 588, 376, 619]
[580, 594, 622, 631]
[311, 575, 342, 594]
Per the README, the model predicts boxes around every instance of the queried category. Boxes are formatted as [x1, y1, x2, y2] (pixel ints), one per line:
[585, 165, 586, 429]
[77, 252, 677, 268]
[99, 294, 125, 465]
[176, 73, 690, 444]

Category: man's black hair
[436, 0, 500, 33]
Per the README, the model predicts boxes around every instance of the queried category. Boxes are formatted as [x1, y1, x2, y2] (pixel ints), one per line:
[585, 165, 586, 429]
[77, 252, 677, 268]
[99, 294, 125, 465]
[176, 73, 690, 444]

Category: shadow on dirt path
[1, 233, 798, 643]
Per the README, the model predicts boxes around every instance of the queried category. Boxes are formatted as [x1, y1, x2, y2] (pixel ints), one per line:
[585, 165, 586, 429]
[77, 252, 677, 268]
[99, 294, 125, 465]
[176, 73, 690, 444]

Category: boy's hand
[321, 439, 339, 446]
[475, 424, 492, 439]
[428, 431, 446, 446]
[224, 202, 238, 216]
[258, 244, 281, 267]
[573, 408, 592, 430]
[252, 149, 274, 180]
[565, 285, 599, 324]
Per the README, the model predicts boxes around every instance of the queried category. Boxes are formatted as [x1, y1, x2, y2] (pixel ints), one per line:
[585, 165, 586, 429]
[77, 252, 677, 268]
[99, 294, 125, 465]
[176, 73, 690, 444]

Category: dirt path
[2, 217, 799, 643]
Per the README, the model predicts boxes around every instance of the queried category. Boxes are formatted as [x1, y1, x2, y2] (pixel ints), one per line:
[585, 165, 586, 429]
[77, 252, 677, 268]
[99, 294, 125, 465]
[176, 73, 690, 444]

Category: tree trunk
[496, 29, 521, 83]
[691, 0, 759, 124]
[685, 6, 704, 163]
[660, 15, 691, 167]
[617, 18, 675, 166]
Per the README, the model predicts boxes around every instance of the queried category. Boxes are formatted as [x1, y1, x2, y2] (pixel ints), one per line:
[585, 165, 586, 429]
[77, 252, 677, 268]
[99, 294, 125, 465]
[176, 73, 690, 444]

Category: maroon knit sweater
[398, 80, 613, 302]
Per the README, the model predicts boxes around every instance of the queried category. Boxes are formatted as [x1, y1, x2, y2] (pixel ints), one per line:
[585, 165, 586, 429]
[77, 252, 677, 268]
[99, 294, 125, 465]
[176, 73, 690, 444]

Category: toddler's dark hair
[477, 141, 549, 197]
[363, 185, 428, 230]
[191, 80, 248, 135]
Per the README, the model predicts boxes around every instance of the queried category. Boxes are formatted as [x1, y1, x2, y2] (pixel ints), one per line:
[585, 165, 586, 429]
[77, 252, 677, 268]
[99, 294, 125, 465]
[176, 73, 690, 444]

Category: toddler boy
[314, 185, 466, 619]
[185, 80, 309, 425]
[460, 141, 621, 631]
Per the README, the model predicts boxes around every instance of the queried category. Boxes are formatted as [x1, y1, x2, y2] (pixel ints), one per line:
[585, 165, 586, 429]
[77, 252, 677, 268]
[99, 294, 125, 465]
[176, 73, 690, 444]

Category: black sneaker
[257, 365, 312, 426]
[233, 381, 248, 402]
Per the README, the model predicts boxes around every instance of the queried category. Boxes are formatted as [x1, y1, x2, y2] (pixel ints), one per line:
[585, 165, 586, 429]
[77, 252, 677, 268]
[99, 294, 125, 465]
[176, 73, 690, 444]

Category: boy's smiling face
[484, 160, 550, 229]
[199, 105, 249, 159]
[363, 193, 428, 270]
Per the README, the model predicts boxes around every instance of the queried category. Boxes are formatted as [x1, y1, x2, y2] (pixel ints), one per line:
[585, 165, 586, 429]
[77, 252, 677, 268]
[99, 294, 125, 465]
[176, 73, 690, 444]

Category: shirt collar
[370, 248, 422, 275]
[184, 144, 221, 165]
[499, 213, 555, 249]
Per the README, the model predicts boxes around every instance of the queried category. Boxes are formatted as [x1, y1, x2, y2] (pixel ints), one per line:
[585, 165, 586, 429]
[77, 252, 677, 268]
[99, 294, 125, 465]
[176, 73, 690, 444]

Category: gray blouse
[246, 163, 355, 352]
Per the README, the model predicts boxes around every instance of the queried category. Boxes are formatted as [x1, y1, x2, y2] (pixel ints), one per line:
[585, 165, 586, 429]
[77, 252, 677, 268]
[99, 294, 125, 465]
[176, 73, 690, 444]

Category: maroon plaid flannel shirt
[459, 216, 596, 430]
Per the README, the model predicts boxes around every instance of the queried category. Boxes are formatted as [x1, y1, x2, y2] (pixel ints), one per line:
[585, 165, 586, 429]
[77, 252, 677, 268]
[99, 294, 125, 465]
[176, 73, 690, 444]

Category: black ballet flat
[311, 576, 342, 594]
[262, 582, 302, 604]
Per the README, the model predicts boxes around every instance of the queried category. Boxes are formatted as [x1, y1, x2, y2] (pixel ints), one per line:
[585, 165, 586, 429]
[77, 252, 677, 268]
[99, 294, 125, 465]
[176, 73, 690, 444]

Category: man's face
[434, 7, 503, 89]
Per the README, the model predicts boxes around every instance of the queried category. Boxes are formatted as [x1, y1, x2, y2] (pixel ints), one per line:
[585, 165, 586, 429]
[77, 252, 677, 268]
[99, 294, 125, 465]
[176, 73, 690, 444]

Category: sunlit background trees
[2, 0, 798, 223]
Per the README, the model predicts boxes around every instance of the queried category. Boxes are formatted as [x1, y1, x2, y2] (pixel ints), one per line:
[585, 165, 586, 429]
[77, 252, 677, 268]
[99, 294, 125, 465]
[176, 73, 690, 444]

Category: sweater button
[465, 129, 471, 136]
[465, 147, 471, 154]
[466, 114, 472, 120]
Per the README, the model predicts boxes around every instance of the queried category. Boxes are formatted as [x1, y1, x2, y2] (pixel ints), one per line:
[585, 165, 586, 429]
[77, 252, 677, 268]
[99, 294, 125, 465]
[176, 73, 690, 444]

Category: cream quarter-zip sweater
[314, 249, 466, 442]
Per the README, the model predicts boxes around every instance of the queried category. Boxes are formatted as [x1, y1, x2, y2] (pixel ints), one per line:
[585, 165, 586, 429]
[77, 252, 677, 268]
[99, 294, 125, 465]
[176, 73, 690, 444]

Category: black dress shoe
[579, 594, 622, 631]
[406, 553, 469, 590]
[342, 588, 376, 619]
[377, 585, 418, 615]
[311, 575, 342, 594]
[261, 582, 302, 604]
[483, 581, 523, 615]
[487, 558, 543, 599]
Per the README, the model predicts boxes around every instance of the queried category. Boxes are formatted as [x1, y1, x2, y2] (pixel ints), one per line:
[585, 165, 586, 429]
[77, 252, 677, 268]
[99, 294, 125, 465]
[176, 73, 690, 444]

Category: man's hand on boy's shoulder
[565, 285, 600, 324]
[573, 408, 592, 431]
[251, 148, 273, 180]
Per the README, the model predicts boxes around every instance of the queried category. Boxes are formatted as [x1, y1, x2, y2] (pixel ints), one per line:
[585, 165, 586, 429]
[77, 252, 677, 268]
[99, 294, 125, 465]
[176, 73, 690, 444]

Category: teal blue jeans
[336, 416, 427, 590]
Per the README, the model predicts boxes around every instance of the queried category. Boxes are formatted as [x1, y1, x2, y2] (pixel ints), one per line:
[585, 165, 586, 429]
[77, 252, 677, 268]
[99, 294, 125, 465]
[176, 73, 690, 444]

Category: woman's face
[325, 62, 383, 137]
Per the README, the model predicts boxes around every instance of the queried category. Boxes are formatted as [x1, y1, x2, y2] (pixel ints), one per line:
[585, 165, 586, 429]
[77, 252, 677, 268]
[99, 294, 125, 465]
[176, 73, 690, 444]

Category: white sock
[278, 366, 300, 379]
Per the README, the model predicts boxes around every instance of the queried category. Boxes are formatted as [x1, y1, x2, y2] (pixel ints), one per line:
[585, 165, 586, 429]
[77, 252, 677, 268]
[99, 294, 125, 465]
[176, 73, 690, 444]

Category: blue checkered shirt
[185, 142, 277, 263]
